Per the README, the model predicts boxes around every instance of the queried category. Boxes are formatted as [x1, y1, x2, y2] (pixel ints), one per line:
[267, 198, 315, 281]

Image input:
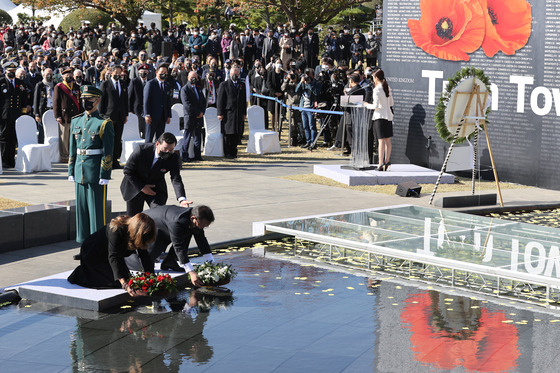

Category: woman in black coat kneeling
[68, 213, 156, 296]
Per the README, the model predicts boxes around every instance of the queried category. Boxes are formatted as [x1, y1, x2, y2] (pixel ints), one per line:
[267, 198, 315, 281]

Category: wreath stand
[429, 79, 503, 207]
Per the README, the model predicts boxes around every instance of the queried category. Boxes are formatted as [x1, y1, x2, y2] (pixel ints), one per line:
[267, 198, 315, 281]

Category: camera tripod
[310, 103, 341, 149]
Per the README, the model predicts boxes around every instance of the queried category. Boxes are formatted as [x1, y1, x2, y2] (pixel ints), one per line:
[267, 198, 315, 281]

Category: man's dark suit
[143, 78, 171, 142]
[128, 77, 147, 138]
[120, 143, 186, 216]
[180, 82, 206, 160]
[99, 78, 129, 163]
[84, 66, 102, 88]
[217, 79, 247, 158]
[302, 34, 320, 70]
[33, 81, 54, 144]
[0, 76, 28, 168]
[125, 205, 212, 271]
[262, 36, 278, 64]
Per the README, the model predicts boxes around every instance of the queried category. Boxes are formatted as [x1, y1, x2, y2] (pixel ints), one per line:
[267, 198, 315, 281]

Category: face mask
[159, 73, 167, 80]
[75, 76, 83, 83]
[120, 76, 126, 81]
[158, 151, 172, 160]
[321, 65, 328, 70]
[170, 72, 177, 78]
[231, 74, 239, 81]
[368, 35, 374, 40]
[344, 30, 349, 34]
[6, 71, 15, 79]
[190, 77, 197, 84]
[82, 99, 95, 111]
[376, 31, 381, 35]
[275, 63, 282, 69]
[139, 71, 148, 78]
[30, 68, 37, 73]
[96, 63, 103, 69]
[112, 75, 120, 81]
[45, 75, 53, 82]
[64, 76, 73, 84]
[139, 54, 147, 61]
[193, 32, 198, 36]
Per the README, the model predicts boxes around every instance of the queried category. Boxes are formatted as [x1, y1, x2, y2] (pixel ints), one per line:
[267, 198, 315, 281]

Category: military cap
[55, 47, 63, 53]
[32, 45, 41, 50]
[61, 67, 74, 75]
[36, 50, 44, 57]
[17, 49, 26, 55]
[5, 46, 13, 53]
[66, 48, 74, 53]
[123, 53, 129, 58]
[80, 85, 102, 98]
[3, 61, 18, 70]
[138, 64, 149, 71]
[74, 51, 82, 57]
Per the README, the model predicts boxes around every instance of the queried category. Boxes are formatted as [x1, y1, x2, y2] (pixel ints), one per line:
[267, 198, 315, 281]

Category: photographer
[295, 68, 321, 149]
[281, 68, 304, 146]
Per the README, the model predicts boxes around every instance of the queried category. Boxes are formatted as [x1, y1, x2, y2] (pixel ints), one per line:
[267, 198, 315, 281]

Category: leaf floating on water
[447, 308, 454, 311]
[342, 276, 349, 279]
[259, 285, 266, 288]
[502, 320, 513, 323]
[471, 306, 480, 309]
[396, 286, 402, 289]
[322, 288, 334, 292]
[121, 305, 132, 309]
[392, 303, 399, 306]
[145, 305, 153, 309]
[550, 320, 560, 323]
[295, 292, 301, 295]
[347, 287, 355, 290]
[24, 305, 31, 308]
[275, 277, 282, 280]
[444, 298, 454, 302]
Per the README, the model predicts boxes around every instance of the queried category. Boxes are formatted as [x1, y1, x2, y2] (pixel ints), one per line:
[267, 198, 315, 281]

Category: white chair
[203, 107, 224, 157]
[15, 115, 52, 173]
[42, 109, 60, 163]
[120, 114, 143, 163]
[246, 105, 281, 154]
[170, 103, 194, 158]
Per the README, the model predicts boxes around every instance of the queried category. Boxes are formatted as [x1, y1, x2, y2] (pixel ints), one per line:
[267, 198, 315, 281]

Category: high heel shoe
[385, 162, 391, 171]
[377, 164, 385, 172]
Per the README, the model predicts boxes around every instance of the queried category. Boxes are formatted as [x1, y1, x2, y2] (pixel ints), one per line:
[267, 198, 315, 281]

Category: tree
[13, 0, 158, 30]
[196, 0, 369, 29]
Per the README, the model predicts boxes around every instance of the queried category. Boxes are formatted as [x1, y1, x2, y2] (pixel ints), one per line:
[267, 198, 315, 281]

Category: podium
[340, 100, 376, 171]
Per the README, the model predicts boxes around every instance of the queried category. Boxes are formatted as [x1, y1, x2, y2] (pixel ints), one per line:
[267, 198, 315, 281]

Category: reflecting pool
[0, 247, 559, 372]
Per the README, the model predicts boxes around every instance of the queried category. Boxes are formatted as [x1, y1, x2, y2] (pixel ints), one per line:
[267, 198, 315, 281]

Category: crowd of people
[0, 17, 394, 292]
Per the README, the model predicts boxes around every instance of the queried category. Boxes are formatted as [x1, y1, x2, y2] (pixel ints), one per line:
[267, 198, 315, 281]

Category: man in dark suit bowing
[125, 204, 215, 285]
[180, 70, 206, 162]
[120, 132, 191, 217]
[99, 64, 128, 168]
[217, 66, 247, 159]
[143, 62, 172, 143]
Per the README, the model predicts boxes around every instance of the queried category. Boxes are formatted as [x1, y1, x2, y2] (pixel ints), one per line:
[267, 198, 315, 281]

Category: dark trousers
[0, 118, 16, 168]
[126, 192, 164, 217]
[223, 133, 240, 158]
[136, 113, 146, 139]
[113, 120, 124, 162]
[182, 117, 203, 159]
[145, 117, 166, 143]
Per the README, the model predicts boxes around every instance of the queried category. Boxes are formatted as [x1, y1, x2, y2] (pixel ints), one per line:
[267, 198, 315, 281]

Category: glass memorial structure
[262, 205, 560, 306]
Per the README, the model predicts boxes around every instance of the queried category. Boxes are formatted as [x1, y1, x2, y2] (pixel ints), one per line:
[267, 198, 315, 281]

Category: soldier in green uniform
[68, 85, 115, 246]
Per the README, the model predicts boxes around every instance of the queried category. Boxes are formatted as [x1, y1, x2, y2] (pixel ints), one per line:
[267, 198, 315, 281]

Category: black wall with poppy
[382, 0, 560, 189]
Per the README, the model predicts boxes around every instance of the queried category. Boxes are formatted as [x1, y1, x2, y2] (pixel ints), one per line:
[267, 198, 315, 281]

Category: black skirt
[373, 119, 393, 139]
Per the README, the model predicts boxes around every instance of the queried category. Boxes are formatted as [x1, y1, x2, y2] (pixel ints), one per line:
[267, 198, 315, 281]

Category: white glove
[98, 179, 109, 185]
[203, 253, 215, 263]
[68, 176, 74, 182]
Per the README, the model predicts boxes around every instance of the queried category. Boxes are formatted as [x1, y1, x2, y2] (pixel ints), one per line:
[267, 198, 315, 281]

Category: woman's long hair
[374, 69, 390, 98]
[110, 213, 156, 250]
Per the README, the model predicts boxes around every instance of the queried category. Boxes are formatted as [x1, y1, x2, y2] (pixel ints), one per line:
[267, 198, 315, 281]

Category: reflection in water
[401, 291, 520, 372]
[71, 289, 233, 372]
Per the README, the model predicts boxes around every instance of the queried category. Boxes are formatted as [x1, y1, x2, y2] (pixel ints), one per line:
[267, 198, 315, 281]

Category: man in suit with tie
[217, 66, 247, 159]
[143, 63, 172, 143]
[180, 71, 206, 162]
[128, 64, 149, 139]
[99, 64, 128, 168]
[125, 204, 215, 284]
[120, 132, 191, 217]
[0, 61, 30, 168]
[84, 56, 105, 88]
[33, 67, 55, 144]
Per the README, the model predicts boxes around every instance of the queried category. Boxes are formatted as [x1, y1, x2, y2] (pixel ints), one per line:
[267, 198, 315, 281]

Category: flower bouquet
[128, 272, 178, 297]
[192, 262, 237, 287]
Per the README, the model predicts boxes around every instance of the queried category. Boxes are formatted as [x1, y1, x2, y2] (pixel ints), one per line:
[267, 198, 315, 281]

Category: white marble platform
[313, 164, 455, 186]
[3, 266, 188, 311]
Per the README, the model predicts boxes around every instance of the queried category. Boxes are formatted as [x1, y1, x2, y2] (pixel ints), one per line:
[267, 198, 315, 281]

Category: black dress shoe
[73, 254, 81, 260]
[300, 143, 309, 149]
[161, 261, 185, 272]
[194, 156, 204, 161]
[112, 162, 123, 169]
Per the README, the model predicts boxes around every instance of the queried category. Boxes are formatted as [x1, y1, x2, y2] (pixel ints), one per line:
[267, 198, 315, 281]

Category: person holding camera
[295, 68, 321, 149]
[265, 58, 284, 131]
[281, 68, 304, 146]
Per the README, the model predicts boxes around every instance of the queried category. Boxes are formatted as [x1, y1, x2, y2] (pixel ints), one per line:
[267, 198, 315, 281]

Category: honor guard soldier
[0, 60, 30, 168]
[68, 85, 115, 251]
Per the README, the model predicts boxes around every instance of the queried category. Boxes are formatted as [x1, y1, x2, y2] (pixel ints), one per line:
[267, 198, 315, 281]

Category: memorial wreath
[128, 272, 178, 296]
[192, 262, 237, 287]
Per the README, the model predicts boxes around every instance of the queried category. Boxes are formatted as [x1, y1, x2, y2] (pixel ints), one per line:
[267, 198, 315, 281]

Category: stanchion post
[274, 101, 279, 132]
[288, 105, 292, 147]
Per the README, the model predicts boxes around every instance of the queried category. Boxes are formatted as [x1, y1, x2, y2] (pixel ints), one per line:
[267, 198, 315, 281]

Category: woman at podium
[368, 69, 394, 170]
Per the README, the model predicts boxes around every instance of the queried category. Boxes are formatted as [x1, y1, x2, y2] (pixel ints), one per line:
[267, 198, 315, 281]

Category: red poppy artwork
[408, 0, 486, 61]
[480, 0, 532, 57]
[408, 0, 532, 61]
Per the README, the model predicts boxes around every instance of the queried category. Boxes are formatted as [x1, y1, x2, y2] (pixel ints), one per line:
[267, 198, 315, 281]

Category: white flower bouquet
[192, 262, 237, 287]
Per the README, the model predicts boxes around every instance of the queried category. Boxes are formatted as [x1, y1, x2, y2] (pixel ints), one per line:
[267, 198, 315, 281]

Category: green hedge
[0, 10, 13, 25]
[59, 8, 115, 33]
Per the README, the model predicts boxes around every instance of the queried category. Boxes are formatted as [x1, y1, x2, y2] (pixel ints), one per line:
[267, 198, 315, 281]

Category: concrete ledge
[313, 164, 455, 186]
[0, 210, 24, 253]
[4, 265, 189, 311]
[4, 204, 67, 248]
